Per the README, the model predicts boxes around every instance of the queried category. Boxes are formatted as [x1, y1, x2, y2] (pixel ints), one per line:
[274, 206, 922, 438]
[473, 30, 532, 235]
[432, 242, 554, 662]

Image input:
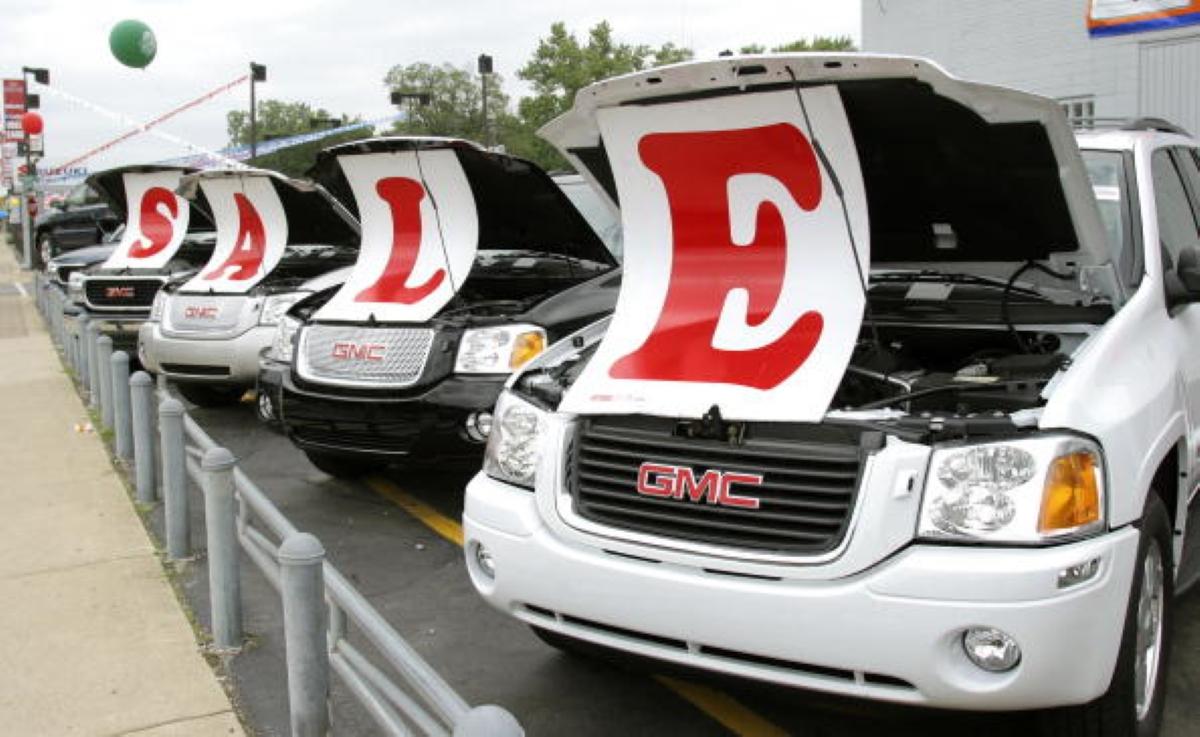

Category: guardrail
[34, 274, 523, 737]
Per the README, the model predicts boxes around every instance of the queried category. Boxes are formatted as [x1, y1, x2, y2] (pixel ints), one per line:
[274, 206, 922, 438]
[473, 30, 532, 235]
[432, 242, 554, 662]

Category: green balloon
[109, 19, 157, 69]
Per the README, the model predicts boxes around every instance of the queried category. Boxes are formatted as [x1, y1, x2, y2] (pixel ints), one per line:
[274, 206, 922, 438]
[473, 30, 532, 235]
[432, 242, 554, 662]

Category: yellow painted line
[366, 474, 789, 737]
[365, 476, 464, 546]
[655, 676, 790, 737]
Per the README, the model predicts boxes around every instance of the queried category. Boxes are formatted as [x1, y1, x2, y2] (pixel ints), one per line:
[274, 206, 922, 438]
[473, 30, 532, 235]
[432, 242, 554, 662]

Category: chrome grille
[570, 416, 871, 554]
[165, 294, 245, 334]
[297, 324, 435, 387]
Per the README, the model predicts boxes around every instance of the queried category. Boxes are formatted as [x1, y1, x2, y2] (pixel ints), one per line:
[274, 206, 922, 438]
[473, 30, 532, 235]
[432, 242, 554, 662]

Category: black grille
[84, 278, 163, 308]
[570, 416, 873, 554]
[291, 424, 424, 455]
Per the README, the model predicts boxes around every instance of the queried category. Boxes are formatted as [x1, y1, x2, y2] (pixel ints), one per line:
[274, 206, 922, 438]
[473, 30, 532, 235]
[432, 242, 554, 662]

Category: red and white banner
[180, 174, 288, 293]
[314, 149, 477, 322]
[101, 170, 191, 270]
[560, 88, 869, 422]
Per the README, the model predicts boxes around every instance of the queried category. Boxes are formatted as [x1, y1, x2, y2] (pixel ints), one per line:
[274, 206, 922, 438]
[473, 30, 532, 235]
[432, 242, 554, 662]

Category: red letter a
[203, 193, 266, 281]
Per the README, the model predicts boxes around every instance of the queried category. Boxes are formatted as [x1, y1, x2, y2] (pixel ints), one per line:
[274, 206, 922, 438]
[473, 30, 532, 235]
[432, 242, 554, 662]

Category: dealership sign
[101, 170, 192, 270]
[315, 149, 478, 323]
[1088, 0, 1200, 36]
[560, 88, 869, 422]
[181, 174, 288, 294]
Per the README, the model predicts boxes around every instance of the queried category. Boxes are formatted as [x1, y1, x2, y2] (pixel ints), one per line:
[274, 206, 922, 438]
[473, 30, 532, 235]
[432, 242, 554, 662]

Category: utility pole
[477, 54, 493, 148]
[249, 62, 267, 159]
[19, 66, 48, 269]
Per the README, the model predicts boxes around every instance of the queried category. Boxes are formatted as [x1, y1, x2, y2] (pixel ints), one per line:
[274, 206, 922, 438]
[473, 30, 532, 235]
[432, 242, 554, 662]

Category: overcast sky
[1, 0, 860, 178]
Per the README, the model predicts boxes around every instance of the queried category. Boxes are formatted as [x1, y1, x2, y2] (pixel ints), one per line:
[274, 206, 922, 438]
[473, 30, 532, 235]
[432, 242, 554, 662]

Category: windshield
[1082, 149, 1138, 285]
[557, 178, 623, 262]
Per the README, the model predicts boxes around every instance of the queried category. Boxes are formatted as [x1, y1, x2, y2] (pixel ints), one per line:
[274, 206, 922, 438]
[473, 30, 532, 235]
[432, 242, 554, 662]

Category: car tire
[305, 451, 385, 479]
[176, 383, 246, 408]
[1039, 493, 1174, 737]
[37, 234, 53, 270]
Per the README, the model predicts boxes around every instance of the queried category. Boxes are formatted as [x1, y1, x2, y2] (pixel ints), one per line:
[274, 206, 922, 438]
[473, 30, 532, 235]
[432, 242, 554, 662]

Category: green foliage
[226, 99, 370, 177]
[383, 62, 511, 144]
[739, 36, 858, 54]
[510, 21, 693, 169]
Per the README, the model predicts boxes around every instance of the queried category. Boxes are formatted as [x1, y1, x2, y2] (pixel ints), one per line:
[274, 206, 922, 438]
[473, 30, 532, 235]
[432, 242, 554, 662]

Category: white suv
[463, 55, 1200, 736]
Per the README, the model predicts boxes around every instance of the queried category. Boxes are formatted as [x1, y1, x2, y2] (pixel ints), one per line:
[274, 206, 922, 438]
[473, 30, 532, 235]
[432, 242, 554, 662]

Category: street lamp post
[389, 90, 431, 128]
[249, 62, 267, 159]
[19, 66, 48, 269]
[477, 54, 493, 148]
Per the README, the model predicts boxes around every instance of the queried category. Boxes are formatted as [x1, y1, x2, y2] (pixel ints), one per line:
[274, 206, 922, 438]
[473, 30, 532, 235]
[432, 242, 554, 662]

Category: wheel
[176, 383, 245, 408]
[304, 451, 385, 479]
[38, 235, 53, 269]
[1039, 493, 1174, 737]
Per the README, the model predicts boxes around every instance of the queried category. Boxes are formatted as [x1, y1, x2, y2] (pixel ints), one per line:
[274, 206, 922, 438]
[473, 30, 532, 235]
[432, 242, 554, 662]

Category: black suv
[36, 183, 119, 266]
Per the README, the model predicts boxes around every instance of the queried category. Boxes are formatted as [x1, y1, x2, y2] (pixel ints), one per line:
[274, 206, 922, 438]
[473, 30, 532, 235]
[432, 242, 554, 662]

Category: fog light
[473, 542, 496, 579]
[962, 627, 1021, 672]
[1057, 557, 1101, 589]
[464, 411, 494, 442]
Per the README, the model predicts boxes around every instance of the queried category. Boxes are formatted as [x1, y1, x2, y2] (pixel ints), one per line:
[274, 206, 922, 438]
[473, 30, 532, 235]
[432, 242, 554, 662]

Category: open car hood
[176, 168, 359, 294]
[309, 136, 616, 324]
[86, 165, 213, 228]
[541, 54, 1114, 274]
[542, 54, 1117, 422]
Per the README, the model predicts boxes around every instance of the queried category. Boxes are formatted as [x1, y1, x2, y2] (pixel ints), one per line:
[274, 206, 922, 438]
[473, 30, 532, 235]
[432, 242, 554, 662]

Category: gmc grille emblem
[636, 462, 763, 510]
[184, 306, 219, 319]
[105, 286, 135, 299]
[331, 342, 385, 362]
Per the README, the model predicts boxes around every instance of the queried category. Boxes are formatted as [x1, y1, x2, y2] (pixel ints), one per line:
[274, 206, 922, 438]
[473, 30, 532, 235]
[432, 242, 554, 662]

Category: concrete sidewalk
[0, 244, 245, 735]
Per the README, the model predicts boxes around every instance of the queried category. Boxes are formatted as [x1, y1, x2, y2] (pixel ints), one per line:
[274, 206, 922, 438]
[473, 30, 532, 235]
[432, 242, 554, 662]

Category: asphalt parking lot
[171, 397, 1200, 737]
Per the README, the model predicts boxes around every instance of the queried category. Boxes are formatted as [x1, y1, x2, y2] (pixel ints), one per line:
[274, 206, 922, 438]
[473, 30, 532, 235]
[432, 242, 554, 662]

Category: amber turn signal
[509, 331, 546, 369]
[1039, 451, 1102, 533]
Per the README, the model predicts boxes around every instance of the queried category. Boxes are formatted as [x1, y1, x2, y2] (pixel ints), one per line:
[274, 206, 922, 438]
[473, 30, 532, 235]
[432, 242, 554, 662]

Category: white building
[861, 1, 1200, 135]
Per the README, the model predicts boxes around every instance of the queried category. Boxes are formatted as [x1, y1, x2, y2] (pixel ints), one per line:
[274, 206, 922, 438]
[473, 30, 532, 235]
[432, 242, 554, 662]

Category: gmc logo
[184, 306, 219, 320]
[106, 286, 135, 299]
[331, 342, 385, 362]
[636, 462, 763, 510]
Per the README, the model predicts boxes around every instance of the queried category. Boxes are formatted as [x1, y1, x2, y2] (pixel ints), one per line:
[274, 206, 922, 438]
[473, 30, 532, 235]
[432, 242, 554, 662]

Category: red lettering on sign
[636, 462, 763, 510]
[331, 342, 385, 361]
[203, 193, 267, 281]
[128, 187, 180, 259]
[184, 306, 219, 319]
[610, 124, 825, 390]
[354, 177, 445, 304]
[106, 286, 135, 299]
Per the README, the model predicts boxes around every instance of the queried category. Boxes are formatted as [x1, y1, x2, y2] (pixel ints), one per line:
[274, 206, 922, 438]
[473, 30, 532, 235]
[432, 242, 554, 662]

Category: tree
[739, 36, 857, 54]
[510, 21, 693, 169]
[383, 62, 509, 144]
[226, 99, 370, 177]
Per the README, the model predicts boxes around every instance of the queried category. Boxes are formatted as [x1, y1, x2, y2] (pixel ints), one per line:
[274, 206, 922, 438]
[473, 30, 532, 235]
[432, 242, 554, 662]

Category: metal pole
[111, 351, 132, 459]
[160, 398, 189, 558]
[131, 372, 156, 502]
[97, 335, 113, 428]
[454, 706, 525, 737]
[86, 324, 99, 405]
[21, 145, 32, 270]
[78, 319, 90, 392]
[279, 533, 331, 737]
[249, 64, 257, 160]
[201, 447, 241, 649]
[480, 73, 489, 147]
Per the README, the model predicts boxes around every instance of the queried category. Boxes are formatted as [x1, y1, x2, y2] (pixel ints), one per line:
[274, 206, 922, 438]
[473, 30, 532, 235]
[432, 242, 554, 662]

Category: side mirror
[1166, 246, 1200, 310]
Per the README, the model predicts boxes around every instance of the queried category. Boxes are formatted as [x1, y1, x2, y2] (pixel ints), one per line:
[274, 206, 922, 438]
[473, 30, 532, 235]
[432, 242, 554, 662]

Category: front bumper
[138, 321, 274, 386]
[463, 472, 1141, 711]
[278, 370, 505, 461]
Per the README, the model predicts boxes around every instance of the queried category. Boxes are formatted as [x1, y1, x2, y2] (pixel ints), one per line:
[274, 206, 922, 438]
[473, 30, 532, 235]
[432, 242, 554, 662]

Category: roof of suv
[1075, 127, 1196, 152]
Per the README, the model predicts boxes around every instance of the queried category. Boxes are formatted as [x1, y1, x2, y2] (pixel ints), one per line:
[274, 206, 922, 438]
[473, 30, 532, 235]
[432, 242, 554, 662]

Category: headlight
[482, 391, 546, 489]
[68, 272, 86, 303]
[150, 290, 168, 321]
[266, 315, 302, 362]
[259, 292, 308, 326]
[455, 324, 547, 374]
[919, 435, 1105, 543]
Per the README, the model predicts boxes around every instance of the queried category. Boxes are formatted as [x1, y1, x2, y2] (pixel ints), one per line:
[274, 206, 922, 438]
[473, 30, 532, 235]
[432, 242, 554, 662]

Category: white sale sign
[180, 175, 289, 294]
[560, 87, 869, 421]
[100, 170, 191, 270]
[314, 149, 477, 323]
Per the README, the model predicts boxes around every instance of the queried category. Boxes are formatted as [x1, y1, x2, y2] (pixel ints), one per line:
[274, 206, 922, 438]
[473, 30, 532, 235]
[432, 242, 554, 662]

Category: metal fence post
[86, 325, 100, 408]
[131, 372, 156, 502]
[97, 336, 113, 428]
[453, 706, 525, 737]
[201, 447, 242, 649]
[111, 351, 133, 459]
[78, 319, 90, 392]
[160, 398, 189, 558]
[279, 533, 331, 737]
